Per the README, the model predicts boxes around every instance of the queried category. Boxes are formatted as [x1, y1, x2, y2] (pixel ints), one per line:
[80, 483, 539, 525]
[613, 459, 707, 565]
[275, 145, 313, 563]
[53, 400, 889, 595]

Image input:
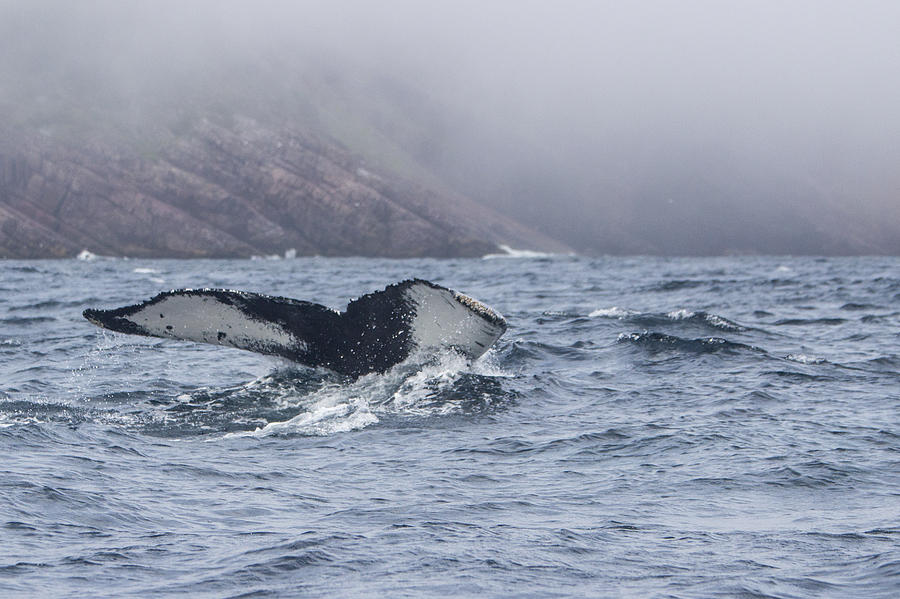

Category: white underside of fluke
[402, 283, 505, 359]
[123, 293, 304, 353]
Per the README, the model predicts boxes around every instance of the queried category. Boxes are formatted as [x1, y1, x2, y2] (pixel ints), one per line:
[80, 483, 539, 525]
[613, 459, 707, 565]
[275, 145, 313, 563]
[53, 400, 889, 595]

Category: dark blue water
[1, 255, 898, 598]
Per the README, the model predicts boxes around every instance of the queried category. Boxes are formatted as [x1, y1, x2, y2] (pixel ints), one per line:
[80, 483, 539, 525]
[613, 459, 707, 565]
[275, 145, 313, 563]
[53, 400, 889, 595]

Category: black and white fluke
[83, 279, 507, 377]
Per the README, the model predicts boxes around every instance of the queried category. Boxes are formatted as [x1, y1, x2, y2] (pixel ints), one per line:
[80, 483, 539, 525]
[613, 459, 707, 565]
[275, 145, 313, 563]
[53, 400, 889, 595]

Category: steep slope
[0, 118, 566, 259]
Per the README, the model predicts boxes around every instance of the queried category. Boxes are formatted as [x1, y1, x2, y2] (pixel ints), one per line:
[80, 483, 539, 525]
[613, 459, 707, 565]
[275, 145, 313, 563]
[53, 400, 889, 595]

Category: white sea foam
[388, 351, 471, 413]
[232, 350, 508, 438]
[254, 397, 378, 436]
[704, 314, 739, 330]
[665, 309, 745, 331]
[666, 309, 696, 320]
[0, 413, 43, 428]
[589, 306, 637, 318]
[786, 354, 827, 365]
[132, 267, 158, 274]
[77, 249, 97, 261]
[617, 332, 642, 343]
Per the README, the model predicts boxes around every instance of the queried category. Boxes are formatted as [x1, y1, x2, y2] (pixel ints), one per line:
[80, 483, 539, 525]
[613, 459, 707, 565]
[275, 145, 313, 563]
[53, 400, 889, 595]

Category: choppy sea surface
[1, 255, 898, 598]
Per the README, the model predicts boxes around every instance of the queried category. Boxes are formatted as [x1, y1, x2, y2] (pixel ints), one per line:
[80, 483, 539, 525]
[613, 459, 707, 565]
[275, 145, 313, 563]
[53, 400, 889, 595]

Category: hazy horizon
[2, 0, 899, 255]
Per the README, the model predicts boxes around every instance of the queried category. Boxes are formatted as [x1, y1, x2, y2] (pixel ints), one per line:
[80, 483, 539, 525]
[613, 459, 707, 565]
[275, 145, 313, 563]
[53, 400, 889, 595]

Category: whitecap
[786, 354, 827, 365]
[666, 309, 696, 320]
[617, 332, 642, 342]
[703, 313, 745, 331]
[589, 306, 638, 318]
[665, 309, 745, 331]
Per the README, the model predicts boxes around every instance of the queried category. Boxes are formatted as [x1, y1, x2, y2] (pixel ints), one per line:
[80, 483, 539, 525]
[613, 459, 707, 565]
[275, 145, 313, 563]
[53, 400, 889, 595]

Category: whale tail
[83, 280, 507, 376]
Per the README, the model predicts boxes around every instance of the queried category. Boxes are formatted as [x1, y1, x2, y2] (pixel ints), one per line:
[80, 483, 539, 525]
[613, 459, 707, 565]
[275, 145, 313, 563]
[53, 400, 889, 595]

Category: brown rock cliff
[0, 117, 566, 258]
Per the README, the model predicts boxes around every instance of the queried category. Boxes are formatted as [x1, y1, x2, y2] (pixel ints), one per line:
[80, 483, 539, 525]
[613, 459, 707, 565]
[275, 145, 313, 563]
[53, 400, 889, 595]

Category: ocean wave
[764, 369, 835, 383]
[1, 316, 57, 325]
[664, 309, 747, 331]
[590, 308, 747, 332]
[446, 427, 640, 457]
[753, 460, 874, 490]
[860, 312, 900, 323]
[499, 340, 595, 364]
[840, 302, 884, 311]
[616, 332, 762, 355]
[774, 317, 847, 326]
[646, 279, 704, 292]
[841, 355, 900, 375]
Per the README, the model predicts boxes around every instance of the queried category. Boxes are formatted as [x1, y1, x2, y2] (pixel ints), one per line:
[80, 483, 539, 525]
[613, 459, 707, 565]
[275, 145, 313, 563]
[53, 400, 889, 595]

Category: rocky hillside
[0, 118, 565, 259]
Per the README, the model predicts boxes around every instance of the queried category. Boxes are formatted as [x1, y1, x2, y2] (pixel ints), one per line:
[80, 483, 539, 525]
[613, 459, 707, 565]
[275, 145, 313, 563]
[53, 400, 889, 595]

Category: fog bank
[2, 1, 898, 254]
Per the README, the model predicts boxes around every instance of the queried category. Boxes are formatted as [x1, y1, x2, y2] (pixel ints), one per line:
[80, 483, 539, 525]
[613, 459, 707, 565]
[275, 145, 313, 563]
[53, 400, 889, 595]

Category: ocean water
[1, 255, 898, 598]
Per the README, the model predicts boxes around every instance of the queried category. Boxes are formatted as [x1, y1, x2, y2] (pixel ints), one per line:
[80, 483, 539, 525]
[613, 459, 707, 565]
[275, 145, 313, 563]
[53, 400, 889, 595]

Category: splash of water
[230, 350, 509, 437]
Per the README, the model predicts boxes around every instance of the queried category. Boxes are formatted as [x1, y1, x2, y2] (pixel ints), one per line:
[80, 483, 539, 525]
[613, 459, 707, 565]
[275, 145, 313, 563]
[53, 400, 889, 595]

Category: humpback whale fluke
[83, 279, 507, 376]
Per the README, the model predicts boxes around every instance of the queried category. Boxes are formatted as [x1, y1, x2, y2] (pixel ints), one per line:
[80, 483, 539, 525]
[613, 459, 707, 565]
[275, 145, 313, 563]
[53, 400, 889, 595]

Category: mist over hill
[1, 1, 898, 256]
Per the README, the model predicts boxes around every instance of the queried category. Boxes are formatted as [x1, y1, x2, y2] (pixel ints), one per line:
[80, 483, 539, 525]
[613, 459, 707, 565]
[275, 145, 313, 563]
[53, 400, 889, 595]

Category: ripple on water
[616, 332, 763, 355]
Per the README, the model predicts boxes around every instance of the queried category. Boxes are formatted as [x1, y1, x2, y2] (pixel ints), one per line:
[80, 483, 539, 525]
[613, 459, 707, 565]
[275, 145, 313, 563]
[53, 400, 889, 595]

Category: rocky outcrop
[0, 118, 565, 258]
